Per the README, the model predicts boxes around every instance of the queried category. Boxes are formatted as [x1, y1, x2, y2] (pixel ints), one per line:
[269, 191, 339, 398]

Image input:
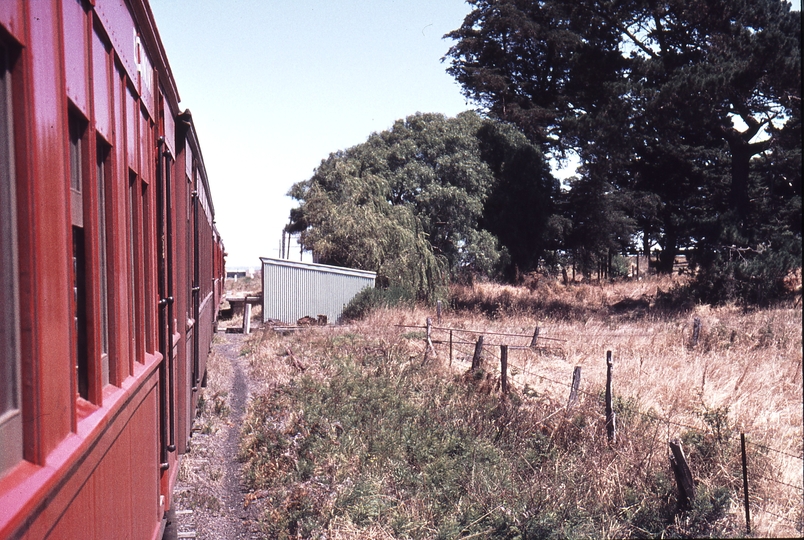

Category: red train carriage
[0, 1, 225, 538]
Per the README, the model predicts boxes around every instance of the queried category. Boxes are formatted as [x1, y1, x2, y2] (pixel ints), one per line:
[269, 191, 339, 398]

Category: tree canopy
[287, 112, 558, 298]
[444, 0, 802, 302]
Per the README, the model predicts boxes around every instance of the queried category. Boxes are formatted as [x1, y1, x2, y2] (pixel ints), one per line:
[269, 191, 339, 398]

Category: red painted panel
[2, 361, 161, 539]
[62, 0, 89, 116]
[129, 385, 161, 540]
[26, 0, 74, 460]
[115, 423, 137, 539]
[48, 465, 98, 539]
[95, 437, 122, 540]
[92, 27, 111, 141]
[111, 63, 132, 382]
[93, 0, 138, 87]
[0, 0, 25, 46]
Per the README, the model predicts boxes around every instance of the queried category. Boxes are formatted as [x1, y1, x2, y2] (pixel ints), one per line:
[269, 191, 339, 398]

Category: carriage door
[156, 136, 176, 467]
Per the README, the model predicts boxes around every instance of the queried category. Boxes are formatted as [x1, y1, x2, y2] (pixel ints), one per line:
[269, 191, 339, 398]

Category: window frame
[0, 39, 22, 479]
[96, 137, 111, 387]
[68, 109, 90, 401]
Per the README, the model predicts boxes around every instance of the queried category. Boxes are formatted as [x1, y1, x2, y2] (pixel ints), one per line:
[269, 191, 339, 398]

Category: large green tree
[445, 0, 801, 301]
[287, 112, 558, 295]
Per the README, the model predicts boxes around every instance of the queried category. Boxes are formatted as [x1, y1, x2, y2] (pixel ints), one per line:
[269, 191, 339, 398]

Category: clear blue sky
[149, 0, 800, 269]
[149, 0, 474, 268]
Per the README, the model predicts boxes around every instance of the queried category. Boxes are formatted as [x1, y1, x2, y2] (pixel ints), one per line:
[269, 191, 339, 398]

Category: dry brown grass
[175, 335, 233, 519]
[224, 273, 261, 295]
[238, 274, 802, 537]
[345, 275, 803, 536]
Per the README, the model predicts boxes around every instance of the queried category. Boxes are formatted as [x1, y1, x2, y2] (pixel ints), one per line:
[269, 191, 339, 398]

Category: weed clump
[342, 285, 416, 321]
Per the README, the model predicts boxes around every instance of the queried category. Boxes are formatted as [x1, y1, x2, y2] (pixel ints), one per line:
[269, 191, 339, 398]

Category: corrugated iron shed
[260, 257, 376, 324]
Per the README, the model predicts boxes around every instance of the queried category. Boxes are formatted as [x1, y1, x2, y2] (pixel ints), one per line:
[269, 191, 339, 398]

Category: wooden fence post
[424, 317, 436, 362]
[669, 439, 695, 509]
[471, 335, 485, 371]
[605, 351, 616, 443]
[741, 433, 751, 534]
[567, 366, 581, 412]
[691, 317, 702, 348]
[500, 345, 509, 395]
[530, 327, 540, 348]
[243, 303, 252, 335]
[437, 300, 442, 324]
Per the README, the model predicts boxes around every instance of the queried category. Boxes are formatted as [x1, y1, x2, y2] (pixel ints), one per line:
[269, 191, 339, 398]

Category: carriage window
[97, 139, 111, 386]
[69, 111, 89, 399]
[129, 170, 143, 365]
[1, 43, 22, 477]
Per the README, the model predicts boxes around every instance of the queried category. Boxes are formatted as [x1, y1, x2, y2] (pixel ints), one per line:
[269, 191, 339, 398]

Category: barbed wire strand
[752, 504, 803, 526]
[397, 323, 568, 342]
[426, 335, 804, 526]
[751, 473, 804, 493]
[422, 329, 800, 467]
[746, 440, 804, 461]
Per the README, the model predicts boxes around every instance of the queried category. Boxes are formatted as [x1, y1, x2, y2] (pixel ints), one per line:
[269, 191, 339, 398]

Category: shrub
[610, 255, 632, 278]
[341, 285, 416, 320]
[690, 239, 802, 306]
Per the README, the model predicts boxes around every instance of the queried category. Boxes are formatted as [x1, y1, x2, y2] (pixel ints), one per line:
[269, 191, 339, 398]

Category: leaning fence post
[605, 351, 616, 443]
[530, 327, 540, 348]
[500, 345, 509, 395]
[424, 317, 436, 362]
[567, 366, 581, 412]
[471, 335, 485, 371]
[669, 439, 695, 509]
[741, 433, 751, 534]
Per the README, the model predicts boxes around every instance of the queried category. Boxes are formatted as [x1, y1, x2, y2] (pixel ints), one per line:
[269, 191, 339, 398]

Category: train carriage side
[171, 110, 223, 456]
[0, 1, 223, 539]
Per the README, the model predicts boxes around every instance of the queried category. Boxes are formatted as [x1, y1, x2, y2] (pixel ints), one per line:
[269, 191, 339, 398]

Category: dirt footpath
[169, 331, 260, 539]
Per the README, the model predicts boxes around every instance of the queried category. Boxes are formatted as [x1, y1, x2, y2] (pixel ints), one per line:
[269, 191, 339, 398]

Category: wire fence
[397, 319, 804, 534]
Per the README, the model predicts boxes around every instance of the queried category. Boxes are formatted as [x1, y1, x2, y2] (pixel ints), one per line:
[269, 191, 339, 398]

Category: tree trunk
[729, 141, 752, 228]
[658, 231, 678, 274]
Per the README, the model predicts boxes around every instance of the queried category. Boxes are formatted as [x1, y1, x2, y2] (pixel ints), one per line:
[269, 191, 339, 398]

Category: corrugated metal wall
[261, 257, 376, 324]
